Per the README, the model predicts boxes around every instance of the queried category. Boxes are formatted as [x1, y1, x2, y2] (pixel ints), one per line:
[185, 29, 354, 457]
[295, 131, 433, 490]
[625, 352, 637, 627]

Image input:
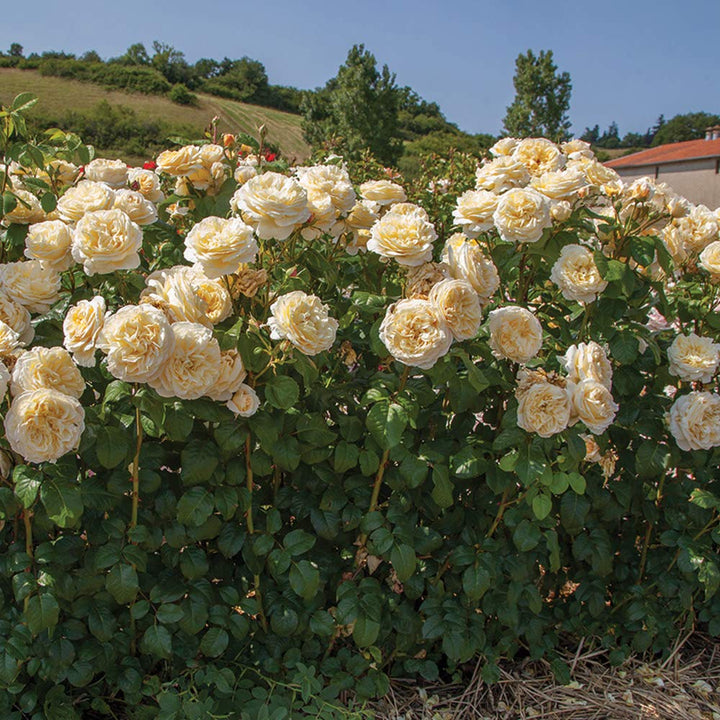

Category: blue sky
[2, 0, 718, 137]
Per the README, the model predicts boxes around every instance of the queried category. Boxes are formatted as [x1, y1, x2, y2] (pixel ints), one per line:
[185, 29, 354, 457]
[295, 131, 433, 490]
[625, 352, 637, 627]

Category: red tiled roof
[606, 138, 720, 168]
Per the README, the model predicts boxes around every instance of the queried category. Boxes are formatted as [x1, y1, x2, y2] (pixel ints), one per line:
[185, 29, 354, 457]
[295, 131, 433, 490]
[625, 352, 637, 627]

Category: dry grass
[369, 634, 720, 720]
[0, 68, 310, 158]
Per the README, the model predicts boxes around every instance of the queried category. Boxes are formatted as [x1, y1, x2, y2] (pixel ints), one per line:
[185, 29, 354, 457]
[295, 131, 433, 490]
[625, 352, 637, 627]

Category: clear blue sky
[2, 0, 718, 137]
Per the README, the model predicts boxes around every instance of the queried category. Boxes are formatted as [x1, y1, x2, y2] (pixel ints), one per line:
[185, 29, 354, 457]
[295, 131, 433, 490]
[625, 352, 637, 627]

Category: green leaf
[690, 489, 720, 510]
[353, 616, 380, 648]
[699, 559, 720, 600]
[13, 465, 41, 508]
[390, 544, 416, 583]
[264, 375, 300, 410]
[532, 494, 552, 520]
[289, 560, 320, 600]
[283, 529, 316, 556]
[218, 523, 245, 557]
[431, 465, 453, 509]
[635, 442, 671, 479]
[200, 628, 229, 657]
[88, 605, 116, 642]
[105, 563, 138, 604]
[40, 192, 57, 214]
[334, 441, 359, 473]
[40, 479, 83, 528]
[450, 447, 485, 479]
[179, 547, 209, 580]
[12, 92, 38, 113]
[512, 519, 541, 552]
[140, 625, 172, 659]
[567, 472, 586, 495]
[25, 594, 59, 636]
[366, 401, 407, 450]
[560, 493, 590, 535]
[609, 332, 639, 365]
[181, 440, 219, 485]
[95, 426, 129, 469]
[272, 435, 301, 471]
[462, 564, 491, 601]
[177, 487, 214, 526]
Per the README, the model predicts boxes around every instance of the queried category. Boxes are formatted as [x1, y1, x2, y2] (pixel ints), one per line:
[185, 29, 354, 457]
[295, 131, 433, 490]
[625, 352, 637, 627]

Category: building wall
[615, 158, 720, 209]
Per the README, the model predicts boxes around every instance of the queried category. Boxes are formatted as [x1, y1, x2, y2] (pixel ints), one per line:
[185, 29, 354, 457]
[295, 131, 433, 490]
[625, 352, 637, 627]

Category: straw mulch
[370, 633, 720, 720]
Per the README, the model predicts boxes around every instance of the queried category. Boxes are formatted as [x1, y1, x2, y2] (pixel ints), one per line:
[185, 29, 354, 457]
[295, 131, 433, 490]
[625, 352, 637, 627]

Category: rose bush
[0, 92, 720, 718]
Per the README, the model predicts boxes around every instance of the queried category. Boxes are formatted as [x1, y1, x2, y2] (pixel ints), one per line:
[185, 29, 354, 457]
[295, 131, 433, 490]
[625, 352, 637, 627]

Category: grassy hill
[0, 68, 310, 160]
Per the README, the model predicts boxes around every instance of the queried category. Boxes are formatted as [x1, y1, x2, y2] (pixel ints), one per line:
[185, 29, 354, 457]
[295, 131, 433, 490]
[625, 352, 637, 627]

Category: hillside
[0, 68, 310, 160]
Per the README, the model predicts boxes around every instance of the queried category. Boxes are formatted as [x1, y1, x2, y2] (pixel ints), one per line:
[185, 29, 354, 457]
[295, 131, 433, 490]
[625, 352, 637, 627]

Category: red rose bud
[143, 161, 157, 170]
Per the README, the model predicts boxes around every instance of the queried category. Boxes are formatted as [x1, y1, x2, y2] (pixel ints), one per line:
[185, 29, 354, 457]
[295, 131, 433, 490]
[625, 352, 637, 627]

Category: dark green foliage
[168, 84, 196, 106]
[652, 111, 720, 146]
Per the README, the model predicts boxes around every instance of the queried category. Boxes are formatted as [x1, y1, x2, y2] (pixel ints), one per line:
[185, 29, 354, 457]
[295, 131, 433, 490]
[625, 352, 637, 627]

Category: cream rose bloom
[367, 210, 436, 267]
[184, 216, 258, 278]
[562, 341, 613, 389]
[231, 172, 310, 240]
[0, 321, 21, 354]
[489, 137, 519, 157]
[667, 333, 720, 384]
[512, 138, 564, 176]
[493, 188, 552, 244]
[0, 294, 33, 346]
[570, 379, 618, 435]
[475, 156, 530, 194]
[515, 370, 571, 438]
[72, 209, 143, 275]
[567, 156, 620, 188]
[234, 164, 258, 185]
[113, 189, 158, 226]
[296, 164, 356, 235]
[0, 261, 61, 314]
[379, 298, 452, 369]
[156, 145, 202, 176]
[444, 237, 500, 304]
[96, 305, 174, 383]
[206, 349, 247, 402]
[0, 361, 9, 398]
[128, 167, 165, 203]
[699, 241, 720, 277]
[227, 383, 260, 417]
[57, 180, 115, 223]
[4, 389, 85, 464]
[11, 346, 85, 398]
[561, 139, 593, 158]
[668, 391, 720, 451]
[24, 220, 74, 271]
[84, 158, 128, 188]
[359, 180, 406, 206]
[149, 322, 221, 400]
[48, 159, 80, 187]
[550, 244, 608, 303]
[63, 296, 107, 367]
[4, 188, 45, 224]
[406, 262, 450, 298]
[194, 273, 232, 325]
[531, 169, 586, 200]
[428, 278, 482, 341]
[268, 291, 338, 356]
[453, 190, 498, 237]
[141, 266, 208, 326]
[488, 306, 543, 363]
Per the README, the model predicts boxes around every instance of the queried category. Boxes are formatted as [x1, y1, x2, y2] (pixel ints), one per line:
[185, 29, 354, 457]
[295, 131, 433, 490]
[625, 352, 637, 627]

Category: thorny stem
[487, 487, 512, 538]
[130, 404, 142, 530]
[23, 510, 33, 561]
[637, 474, 666, 584]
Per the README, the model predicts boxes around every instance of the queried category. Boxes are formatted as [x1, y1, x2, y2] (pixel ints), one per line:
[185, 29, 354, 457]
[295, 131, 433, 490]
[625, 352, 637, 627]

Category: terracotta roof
[605, 138, 720, 168]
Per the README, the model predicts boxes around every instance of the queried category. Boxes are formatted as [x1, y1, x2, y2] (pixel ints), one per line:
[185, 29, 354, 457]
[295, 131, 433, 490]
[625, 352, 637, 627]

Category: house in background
[605, 126, 720, 209]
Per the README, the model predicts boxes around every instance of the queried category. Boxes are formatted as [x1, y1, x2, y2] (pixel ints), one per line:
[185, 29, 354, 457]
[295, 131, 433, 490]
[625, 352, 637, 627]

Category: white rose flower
[515, 370, 571, 438]
[72, 209, 143, 276]
[227, 383, 260, 417]
[11, 346, 85, 398]
[0, 361, 9, 398]
[193, 272, 233, 325]
[359, 180, 406, 206]
[234, 164, 258, 185]
[488, 306, 543, 364]
[4, 389, 85, 464]
[453, 190, 498, 238]
[667, 333, 720, 384]
[0, 261, 61, 314]
[444, 237, 500, 304]
[489, 137, 519, 157]
[296, 164, 356, 235]
[0, 320, 21, 354]
[0, 294, 33, 346]
[24, 220, 74, 271]
[63, 296, 107, 367]
[550, 200, 573, 222]
[699, 241, 720, 277]
[231, 172, 310, 240]
[113, 189, 158, 226]
[512, 138, 564, 176]
[96, 305, 174, 383]
[428, 278, 483, 341]
[562, 341, 613, 389]
[128, 167, 164, 203]
[141, 266, 209, 326]
[84, 158, 128, 188]
[379, 298, 453, 369]
[475, 156, 530, 194]
[268, 291, 338, 356]
[668, 391, 720, 451]
[561, 139, 593, 158]
[184, 216, 258, 278]
[493, 188, 552, 244]
[531, 169, 586, 200]
[570, 379, 618, 435]
[4, 188, 45, 224]
[206, 349, 247, 402]
[156, 146, 203, 176]
[550, 244, 608, 303]
[367, 210, 436, 267]
[149, 322, 221, 400]
[57, 180, 115, 223]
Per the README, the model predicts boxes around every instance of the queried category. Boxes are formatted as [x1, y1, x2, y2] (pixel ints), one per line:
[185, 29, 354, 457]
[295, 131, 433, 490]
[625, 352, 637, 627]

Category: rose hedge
[0, 93, 719, 718]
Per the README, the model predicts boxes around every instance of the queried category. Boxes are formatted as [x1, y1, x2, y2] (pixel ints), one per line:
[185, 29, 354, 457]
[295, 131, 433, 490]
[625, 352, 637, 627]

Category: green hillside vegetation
[0, 68, 309, 161]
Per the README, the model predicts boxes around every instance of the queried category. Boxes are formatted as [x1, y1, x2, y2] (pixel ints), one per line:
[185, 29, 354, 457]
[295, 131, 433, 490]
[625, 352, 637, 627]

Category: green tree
[651, 111, 720, 146]
[8, 43, 23, 57]
[503, 49, 572, 141]
[301, 44, 401, 165]
[120, 43, 150, 66]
